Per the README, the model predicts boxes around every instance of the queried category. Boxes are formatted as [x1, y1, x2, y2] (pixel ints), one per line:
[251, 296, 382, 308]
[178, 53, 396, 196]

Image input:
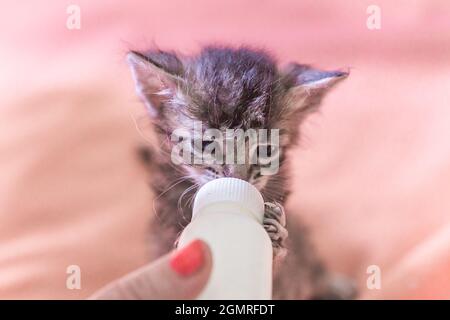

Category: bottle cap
[192, 177, 265, 223]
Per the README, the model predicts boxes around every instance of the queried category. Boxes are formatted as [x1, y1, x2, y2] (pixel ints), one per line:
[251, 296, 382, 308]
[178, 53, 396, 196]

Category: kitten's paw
[263, 202, 288, 261]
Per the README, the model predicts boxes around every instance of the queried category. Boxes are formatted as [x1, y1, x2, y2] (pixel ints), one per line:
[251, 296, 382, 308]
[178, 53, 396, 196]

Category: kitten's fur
[127, 46, 355, 299]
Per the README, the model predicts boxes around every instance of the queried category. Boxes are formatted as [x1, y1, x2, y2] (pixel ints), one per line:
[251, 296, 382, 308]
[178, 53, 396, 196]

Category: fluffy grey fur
[127, 46, 355, 299]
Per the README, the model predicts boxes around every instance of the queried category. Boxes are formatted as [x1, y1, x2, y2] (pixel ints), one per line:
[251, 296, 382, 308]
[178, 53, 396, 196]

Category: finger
[90, 239, 212, 300]
[360, 223, 450, 299]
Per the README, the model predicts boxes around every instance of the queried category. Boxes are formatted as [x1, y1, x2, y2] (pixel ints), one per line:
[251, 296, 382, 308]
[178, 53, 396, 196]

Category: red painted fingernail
[170, 240, 205, 277]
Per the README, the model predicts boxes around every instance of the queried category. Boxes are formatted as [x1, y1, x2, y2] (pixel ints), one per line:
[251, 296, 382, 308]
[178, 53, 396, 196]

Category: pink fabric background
[1, 0, 450, 299]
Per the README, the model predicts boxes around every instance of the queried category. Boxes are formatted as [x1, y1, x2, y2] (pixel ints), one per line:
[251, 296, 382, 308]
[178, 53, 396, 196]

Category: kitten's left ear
[126, 50, 184, 118]
[282, 63, 349, 114]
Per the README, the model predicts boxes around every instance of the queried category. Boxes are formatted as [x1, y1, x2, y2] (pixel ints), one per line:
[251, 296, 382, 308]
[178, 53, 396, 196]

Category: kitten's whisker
[152, 176, 190, 219]
[177, 183, 199, 225]
[186, 182, 201, 209]
[129, 113, 155, 146]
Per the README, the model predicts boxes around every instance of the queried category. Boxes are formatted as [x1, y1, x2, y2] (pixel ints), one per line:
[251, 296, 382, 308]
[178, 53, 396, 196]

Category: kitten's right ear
[282, 63, 349, 115]
[126, 50, 184, 118]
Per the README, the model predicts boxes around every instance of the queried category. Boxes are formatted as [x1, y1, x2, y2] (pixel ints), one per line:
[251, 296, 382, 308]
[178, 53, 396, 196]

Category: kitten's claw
[264, 201, 286, 226]
[264, 202, 288, 260]
[264, 218, 288, 241]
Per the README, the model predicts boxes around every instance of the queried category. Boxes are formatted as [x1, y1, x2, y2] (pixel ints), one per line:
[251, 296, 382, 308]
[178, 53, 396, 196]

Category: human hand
[89, 239, 212, 299]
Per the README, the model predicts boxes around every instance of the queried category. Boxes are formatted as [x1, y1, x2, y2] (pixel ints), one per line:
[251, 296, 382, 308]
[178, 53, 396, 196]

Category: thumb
[90, 239, 212, 299]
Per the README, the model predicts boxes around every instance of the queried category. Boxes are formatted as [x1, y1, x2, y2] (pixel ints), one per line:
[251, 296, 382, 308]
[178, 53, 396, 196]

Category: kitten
[127, 46, 356, 299]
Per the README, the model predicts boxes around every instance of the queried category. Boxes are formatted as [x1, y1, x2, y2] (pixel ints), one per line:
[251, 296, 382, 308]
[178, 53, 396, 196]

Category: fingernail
[170, 239, 205, 277]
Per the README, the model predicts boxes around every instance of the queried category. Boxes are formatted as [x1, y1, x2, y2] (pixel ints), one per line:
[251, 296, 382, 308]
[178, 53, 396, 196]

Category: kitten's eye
[252, 144, 279, 165]
[202, 141, 212, 151]
[256, 145, 272, 158]
[254, 171, 262, 179]
[191, 140, 212, 154]
[203, 141, 218, 159]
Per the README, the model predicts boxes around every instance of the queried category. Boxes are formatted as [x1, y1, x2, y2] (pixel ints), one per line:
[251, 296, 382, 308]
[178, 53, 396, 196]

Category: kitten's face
[127, 47, 347, 191]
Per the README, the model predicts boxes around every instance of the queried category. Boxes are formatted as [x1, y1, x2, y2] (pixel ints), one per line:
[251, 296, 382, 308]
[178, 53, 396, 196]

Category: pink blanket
[1, 0, 449, 299]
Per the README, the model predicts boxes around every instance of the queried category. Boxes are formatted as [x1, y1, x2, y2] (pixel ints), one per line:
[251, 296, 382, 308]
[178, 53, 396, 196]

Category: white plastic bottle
[177, 177, 273, 300]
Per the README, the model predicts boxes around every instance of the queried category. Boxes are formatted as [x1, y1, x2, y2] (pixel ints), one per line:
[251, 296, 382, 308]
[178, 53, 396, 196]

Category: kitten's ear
[282, 63, 349, 114]
[126, 50, 184, 118]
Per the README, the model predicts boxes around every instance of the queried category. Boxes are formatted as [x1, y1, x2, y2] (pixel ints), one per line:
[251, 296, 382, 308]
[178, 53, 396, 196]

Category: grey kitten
[127, 46, 356, 299]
